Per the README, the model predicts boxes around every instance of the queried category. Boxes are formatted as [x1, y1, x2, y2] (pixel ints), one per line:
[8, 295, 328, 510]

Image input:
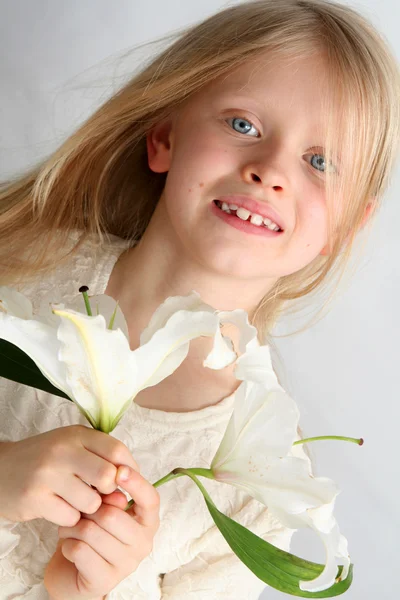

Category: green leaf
[204, 497, 352, 597]
[0, 339, 71, 401]
[177, 469, 353, 598]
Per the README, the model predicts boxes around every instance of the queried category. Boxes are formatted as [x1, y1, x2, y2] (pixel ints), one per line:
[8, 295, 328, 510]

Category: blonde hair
[1, 0, 399, 349]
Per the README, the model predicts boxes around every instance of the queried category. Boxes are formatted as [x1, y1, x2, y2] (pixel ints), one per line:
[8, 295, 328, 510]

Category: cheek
[171, 126, 234, 180]
[298, 200, 329, 245]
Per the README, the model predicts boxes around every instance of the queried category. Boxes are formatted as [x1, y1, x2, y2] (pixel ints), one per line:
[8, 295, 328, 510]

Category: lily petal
[140, 292, 255, 371]
[140, 291, 213, 345]
[138, 291, 237, 376]
[134, 308, 237, 391]
[234, 344, 281, 390]
[52, 308, 139, 432]
[212, 380, 338, 511]
[67, 294, 129, 338]
[216, 309, 259, 354]
[0, 286, 34, 319]
[216, 453, 339, 514]
[270, 499, 350, 592]
[203, 309, 258, 370]
[210, 372, 348, 594]
[301, 523, 350, 592]
[0, 313, 72, 398]
[202, 328, 237, 370]
[213, 435, 344, 593]
[211, 381, 299, 471]
[36, 303, 64, 328]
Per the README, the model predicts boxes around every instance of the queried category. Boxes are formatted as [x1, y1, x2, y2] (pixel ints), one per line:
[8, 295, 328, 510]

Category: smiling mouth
[213, 200, 283, 232]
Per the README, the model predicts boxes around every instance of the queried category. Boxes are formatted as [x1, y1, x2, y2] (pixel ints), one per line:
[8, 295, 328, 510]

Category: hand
[0, 425, 139, 525]
[43, 465, 160, 600]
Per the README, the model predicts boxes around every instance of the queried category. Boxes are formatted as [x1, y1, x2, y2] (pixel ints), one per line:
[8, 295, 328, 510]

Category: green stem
[124, 467, 214, 511]
[181, 467, 215, 481]
[173, 468, 216, 506]
[293, 435, 364, 446]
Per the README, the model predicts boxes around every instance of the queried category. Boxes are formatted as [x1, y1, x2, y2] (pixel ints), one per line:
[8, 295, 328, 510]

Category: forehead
[195, 52, 334, 133]
[214, 53, 328, 102]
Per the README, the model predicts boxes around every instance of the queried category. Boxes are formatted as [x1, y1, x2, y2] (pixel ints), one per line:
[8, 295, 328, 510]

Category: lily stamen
[294, 435, 364, 446]
[108, 300, 120, 330]
[78, 285, 92, 316]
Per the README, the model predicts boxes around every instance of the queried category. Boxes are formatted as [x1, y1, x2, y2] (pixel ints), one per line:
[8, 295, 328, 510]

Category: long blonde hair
[1, 0, 399, 348]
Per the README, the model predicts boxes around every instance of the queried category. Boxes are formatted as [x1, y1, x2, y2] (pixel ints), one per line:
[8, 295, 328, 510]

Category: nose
[240, 144, 290, 194]
[249, 174, 283, 192]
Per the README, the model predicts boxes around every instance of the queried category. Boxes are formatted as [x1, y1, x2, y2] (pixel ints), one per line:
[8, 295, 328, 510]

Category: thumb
[115, 465, 161, 529]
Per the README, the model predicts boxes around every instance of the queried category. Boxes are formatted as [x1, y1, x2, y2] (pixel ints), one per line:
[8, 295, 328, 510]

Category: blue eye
[225, 115, 337, 174]
[309, 153, 337, 174]
[226, 116, 259, 137]
[310, 154, 326, 172]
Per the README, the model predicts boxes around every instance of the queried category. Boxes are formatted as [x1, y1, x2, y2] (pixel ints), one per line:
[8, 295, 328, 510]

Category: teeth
[217, 201, 281, 231]
[250, 214, 264, 226]
[234, 206, 280, 231]
[217, 200, 280, 231]
[236, 207, 251, 220]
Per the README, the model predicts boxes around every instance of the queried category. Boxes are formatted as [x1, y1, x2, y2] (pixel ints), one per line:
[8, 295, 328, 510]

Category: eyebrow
[212, 89, 312, 119]
[213, 89, 329, 141]
[213, 90, 266, 109]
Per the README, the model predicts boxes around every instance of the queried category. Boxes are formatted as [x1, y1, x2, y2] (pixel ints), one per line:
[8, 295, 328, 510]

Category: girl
[0, 0, 399, 598]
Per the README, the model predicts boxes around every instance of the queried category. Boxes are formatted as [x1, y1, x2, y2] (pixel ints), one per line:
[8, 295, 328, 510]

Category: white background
[0, 1, 398, 599]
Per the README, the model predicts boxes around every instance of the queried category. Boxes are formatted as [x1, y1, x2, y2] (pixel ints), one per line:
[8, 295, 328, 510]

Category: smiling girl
[0, 1, 399, 599]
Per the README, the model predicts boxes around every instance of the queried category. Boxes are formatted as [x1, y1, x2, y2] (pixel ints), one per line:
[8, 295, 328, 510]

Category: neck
[105, 199, 275, 339]
[103, 200, 274, 411]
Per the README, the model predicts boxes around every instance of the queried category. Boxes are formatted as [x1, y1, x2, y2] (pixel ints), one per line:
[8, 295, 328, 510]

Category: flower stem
[293, 435, 364, 446]
[178, 467, 215, 480]
[124, 467, 215, 510]
[172, 468, 216, 506]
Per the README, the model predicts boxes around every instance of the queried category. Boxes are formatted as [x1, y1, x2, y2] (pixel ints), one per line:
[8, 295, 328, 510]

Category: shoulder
[13, 229, 131, 313]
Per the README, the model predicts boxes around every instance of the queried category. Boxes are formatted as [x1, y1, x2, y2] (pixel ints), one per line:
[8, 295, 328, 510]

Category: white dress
[0, 230, 311, 599]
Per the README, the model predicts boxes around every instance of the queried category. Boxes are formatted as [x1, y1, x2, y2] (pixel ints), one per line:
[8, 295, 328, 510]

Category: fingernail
[118, 466, 131, 481]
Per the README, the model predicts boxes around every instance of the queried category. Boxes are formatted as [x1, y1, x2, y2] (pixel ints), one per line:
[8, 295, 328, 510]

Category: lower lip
[210, 201, 283, 238]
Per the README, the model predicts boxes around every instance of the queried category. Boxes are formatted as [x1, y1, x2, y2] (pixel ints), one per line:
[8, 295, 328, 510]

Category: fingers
[100, 490, 129, 510]
[116, 466, 160, 530]
[59, 517, 123, 567]
[57, 469, 160, 590]
[79, 427, 140, 474]
[60, 537, 115, 595]
[81, 500, 142, 546]
[52, 473, 103, 515]
[40, 493, 82, 527]
[73, 446, 120, 495]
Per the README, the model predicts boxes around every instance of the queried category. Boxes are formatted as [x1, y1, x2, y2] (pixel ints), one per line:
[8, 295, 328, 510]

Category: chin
[198, 251, 271, 280]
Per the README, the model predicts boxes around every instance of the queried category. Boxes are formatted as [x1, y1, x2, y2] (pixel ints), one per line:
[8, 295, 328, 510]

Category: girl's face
[147, 51, 341, 282]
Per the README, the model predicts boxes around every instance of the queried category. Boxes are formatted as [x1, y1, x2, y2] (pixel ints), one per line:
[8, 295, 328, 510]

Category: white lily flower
[210, 345, 350, 593]
[0, 287, 254, 432]
[0, 286, 33, 319]
[139, 292, 259, 372]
